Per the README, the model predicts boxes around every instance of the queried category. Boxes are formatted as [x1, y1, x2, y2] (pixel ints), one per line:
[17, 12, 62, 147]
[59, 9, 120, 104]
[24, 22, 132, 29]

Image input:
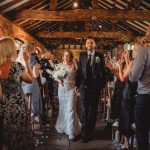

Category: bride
[55, 50, 80, 140]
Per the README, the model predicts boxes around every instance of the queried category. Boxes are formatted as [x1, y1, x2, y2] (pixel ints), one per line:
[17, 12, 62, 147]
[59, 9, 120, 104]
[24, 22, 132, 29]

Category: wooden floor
[35, 113, 115, 150]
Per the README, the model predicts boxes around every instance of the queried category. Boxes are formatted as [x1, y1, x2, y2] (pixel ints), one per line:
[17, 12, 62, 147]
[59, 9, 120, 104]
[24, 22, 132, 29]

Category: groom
[75, 37, 106, 142]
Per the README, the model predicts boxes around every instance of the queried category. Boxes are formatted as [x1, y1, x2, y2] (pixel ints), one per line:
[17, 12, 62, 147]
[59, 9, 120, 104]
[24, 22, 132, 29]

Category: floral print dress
[0, 62, 34, 150]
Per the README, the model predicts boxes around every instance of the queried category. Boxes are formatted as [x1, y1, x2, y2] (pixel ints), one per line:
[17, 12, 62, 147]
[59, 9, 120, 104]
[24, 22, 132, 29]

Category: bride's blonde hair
[0, 36, 16, 65]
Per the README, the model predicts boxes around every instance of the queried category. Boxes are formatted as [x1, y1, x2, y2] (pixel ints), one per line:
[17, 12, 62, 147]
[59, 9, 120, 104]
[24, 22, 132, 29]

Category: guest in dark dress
[117, 50, 137, 149]
[106, 56, 125, 120]
[111, 79, 125, 119]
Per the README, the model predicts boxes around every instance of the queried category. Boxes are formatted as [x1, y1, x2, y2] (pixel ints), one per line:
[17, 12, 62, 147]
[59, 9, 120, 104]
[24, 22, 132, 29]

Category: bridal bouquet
[46, 63, 68, 81]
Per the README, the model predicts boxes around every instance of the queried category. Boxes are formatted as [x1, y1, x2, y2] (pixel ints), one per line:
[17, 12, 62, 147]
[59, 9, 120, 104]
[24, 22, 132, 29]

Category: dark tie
[87, 54, 93, 88]
[88, 54, 92, 66]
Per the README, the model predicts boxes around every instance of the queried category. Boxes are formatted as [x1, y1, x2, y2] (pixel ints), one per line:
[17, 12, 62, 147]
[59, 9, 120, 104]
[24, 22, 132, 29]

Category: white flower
[95, 56, 100, 63]
[46, 64, 68, 81]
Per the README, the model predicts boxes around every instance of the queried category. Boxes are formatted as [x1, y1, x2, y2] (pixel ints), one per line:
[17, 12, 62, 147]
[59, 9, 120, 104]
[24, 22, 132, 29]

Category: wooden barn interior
[0, 0, 150, 150]
[0, 0, 150, 57]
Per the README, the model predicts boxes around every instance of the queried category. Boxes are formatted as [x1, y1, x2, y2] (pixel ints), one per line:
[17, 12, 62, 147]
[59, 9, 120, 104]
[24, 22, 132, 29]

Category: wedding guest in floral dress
[55, 50, 80, 140]
[0, 36, 34, 150]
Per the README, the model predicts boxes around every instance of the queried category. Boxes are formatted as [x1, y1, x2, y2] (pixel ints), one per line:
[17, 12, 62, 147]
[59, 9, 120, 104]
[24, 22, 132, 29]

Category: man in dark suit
[75, 37, 106, 142]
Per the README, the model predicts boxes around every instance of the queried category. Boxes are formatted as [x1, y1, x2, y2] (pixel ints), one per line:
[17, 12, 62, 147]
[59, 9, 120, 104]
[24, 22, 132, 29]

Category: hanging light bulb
[99, 25, 102, 28]
[73, 1, 79, 9]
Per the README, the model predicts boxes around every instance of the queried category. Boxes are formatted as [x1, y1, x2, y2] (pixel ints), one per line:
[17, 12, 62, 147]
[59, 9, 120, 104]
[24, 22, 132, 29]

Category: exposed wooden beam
[85, 19, 90, 31]
[38, 31, 133, 39]
[50, 0, 57, 10]
[2, 0, 30, 13]
[26, 21, 46, 31]
[0, 0, 13, 7]
[15, 9, 150, 21]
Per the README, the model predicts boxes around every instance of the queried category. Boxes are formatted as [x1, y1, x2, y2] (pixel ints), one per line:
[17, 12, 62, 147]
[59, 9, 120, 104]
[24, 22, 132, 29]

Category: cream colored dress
[55, 64, 80, 139]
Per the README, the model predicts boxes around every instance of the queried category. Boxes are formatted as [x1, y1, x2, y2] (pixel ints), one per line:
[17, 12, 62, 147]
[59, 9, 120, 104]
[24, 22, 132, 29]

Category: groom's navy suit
[75, 50, 106, 140]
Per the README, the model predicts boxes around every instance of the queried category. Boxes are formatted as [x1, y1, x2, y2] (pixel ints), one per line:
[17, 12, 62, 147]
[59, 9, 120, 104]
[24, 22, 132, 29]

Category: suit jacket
[75, 51, 106, 90]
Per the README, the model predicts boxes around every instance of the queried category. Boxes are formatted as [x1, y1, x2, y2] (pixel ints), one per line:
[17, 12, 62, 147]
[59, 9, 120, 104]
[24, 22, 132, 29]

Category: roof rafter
[38, 31, 134, 39]
[15, 9, 150, 21]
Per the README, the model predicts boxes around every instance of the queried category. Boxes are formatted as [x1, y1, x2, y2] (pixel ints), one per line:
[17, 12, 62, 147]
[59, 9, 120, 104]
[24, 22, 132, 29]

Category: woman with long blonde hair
[0, 36, 34, 150]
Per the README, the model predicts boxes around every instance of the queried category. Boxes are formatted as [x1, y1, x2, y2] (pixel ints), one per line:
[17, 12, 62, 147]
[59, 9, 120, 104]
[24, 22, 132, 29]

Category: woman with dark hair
[55, 50, 80, 140]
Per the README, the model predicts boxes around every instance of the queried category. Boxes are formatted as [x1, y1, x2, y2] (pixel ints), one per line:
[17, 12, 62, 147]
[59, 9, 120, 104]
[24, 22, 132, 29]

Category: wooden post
[50, 0, 57, 10]
[85, 19, 90, 31]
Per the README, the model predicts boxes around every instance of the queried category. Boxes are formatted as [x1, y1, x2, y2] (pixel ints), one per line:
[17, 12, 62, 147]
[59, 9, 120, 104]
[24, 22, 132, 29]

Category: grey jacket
[129, 46, 150, 94]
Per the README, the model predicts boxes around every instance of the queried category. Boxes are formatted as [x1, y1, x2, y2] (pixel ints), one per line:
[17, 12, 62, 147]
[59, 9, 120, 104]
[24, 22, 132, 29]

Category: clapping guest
[108, 49, 125, 121]
[0, 36, 34, 150]
[117, 51, 137, 149]
[129, 25, 150, 150]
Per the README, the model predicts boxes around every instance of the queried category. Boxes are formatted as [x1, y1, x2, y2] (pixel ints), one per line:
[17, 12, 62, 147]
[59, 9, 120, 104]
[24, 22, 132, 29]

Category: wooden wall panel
[0, 14, 47, 52]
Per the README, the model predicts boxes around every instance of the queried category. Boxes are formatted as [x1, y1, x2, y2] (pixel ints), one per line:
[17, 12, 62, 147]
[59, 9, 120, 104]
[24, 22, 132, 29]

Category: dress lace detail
[55, 64, 80, 139]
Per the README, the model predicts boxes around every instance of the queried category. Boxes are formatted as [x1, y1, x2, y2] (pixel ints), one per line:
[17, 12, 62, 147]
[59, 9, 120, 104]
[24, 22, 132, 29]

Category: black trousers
[80, 86, 100, 139]
[135, 94, 150, 150]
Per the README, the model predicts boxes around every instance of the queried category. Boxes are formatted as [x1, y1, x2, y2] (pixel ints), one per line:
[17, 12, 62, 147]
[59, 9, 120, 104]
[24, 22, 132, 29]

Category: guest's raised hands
[116, 60, 123, 70]
[123, 51, 130, 65]
[23, 51, 30, 63]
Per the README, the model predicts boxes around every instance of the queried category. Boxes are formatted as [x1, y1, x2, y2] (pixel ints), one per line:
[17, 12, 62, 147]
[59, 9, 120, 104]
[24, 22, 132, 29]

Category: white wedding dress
[55, 64, 80, 140]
